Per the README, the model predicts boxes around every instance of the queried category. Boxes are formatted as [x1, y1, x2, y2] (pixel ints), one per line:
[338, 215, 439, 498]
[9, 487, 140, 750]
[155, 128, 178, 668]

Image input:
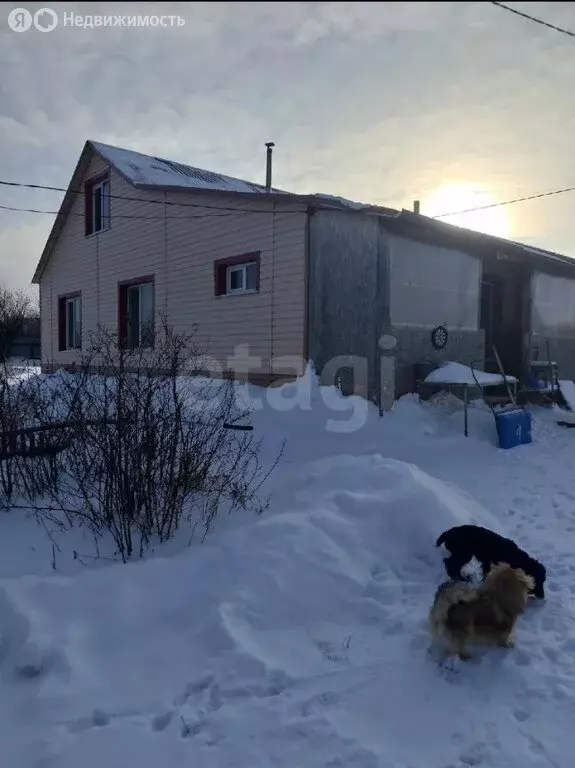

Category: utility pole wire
[432, 185, 575, 219]
[2, 179, 575, 220]
[490, 1, 575, 39]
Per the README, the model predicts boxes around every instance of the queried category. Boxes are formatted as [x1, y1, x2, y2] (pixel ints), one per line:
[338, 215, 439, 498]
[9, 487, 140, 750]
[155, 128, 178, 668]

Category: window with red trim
[57, 293, 82, 351]
[214, 252, 260, 296]
[85, 174, 110, 236]
[118, 278, 155, 349]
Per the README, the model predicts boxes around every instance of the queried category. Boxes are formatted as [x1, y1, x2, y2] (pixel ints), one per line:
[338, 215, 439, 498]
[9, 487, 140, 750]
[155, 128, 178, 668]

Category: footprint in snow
[513, 649, 531, 667]
[315, 639, 349, 664]
[560, 636, 575, 653]
[459, 740, 491, 766]
[180, 716, 204, 739]
[67, 709, 110, 734]
[555, 490, 575, 501]
[410, 633, 430, 651]
[383, 619, 405, 636]
[300, 690, 339, 717]
[200, 682, 223, 714]
[172, 674, 214, 707]
[540, 614, 557, 632]
[151, 710, 174, 733]
[512, 708, 531, 723]
[542, 646, 559, 663]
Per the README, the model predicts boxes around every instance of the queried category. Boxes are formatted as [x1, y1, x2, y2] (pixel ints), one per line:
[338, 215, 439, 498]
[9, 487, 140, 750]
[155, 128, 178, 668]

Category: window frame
[225, 261, 258, 295]
[57, 291, 82, 351]
[118, 276, 155, 350]
[85, 173, 111, 237]
[214, 252, 261, 297]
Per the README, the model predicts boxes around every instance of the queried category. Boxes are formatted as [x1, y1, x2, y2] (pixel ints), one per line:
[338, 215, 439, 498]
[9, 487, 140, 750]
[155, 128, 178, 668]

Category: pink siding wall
[40, 153, 308, 380]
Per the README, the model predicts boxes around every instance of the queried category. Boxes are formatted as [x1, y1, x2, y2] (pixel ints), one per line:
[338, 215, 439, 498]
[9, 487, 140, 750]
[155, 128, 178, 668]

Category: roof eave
[31, 140, 95, 285]
[390, 210, 575, 270]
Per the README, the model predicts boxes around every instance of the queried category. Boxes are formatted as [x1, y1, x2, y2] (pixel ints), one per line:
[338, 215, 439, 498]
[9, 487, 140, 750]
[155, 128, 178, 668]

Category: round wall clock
[431, 325, 448, 350]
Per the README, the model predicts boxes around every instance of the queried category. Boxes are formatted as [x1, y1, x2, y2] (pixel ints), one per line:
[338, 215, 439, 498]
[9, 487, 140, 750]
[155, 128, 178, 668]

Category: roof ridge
[88, 140, 288, 195]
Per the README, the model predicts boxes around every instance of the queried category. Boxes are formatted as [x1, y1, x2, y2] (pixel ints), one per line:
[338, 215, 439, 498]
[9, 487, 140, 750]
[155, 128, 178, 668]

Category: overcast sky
[1, 1, 574, 296]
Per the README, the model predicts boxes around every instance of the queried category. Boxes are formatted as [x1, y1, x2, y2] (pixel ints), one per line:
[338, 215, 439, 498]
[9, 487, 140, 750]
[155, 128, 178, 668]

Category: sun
[421, 182, 511, 239]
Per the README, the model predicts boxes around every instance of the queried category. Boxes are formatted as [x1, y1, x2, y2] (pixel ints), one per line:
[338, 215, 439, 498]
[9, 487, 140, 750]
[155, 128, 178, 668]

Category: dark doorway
[480, 277, 502, 372]
[480, 269, 528, 377]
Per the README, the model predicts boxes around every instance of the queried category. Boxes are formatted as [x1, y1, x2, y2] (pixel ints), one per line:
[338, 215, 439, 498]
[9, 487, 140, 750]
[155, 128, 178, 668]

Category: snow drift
[1, 365, 575, 767]
[2, 449, 572, 768]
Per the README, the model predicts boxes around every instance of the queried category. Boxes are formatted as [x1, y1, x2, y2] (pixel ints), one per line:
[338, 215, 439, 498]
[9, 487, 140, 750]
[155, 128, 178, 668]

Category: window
[85, 174, 110, 236]
[214, 252, 261, 296]
[58, 293, 82, 351]
[226, 262, 258, 294]
[389, 238, 480, 330]
[118, 278, 154, 349]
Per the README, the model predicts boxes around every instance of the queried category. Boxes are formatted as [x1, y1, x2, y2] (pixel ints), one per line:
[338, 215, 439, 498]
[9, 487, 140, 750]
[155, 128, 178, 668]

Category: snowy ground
[1, 368, 575, 767]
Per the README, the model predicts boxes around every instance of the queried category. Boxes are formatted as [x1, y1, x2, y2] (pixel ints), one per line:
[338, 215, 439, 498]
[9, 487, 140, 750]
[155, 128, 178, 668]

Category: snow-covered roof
[311, 193, 370, 210]
[394, 210, 575, 267]
[310, 192, 401, 217]
[89, 141, 289, 195]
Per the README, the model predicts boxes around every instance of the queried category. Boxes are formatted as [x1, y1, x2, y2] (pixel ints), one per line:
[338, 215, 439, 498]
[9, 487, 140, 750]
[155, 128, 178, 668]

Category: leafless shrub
[0, 360, 87, 520]
[30, 317, 283, 561]
[0, 369, 28, 501]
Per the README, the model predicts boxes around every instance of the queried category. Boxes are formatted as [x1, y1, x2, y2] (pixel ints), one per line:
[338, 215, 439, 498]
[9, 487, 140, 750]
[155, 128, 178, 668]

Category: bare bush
[0, 361, 87, 514]
[32, 319, 283, 561]
[0, 371, 28, 500]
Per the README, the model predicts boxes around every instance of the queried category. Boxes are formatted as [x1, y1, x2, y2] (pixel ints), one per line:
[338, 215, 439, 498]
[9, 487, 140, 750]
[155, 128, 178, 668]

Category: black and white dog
[436, 524, 546, 599]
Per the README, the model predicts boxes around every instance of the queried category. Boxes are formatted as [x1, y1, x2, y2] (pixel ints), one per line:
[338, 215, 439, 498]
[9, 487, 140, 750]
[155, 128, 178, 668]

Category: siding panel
[39, 150, 307, 379]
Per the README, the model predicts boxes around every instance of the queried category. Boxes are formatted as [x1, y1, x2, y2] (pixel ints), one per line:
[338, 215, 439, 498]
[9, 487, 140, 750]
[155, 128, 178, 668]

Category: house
[32, 140, 575, 403]
[308, 207, 575, 399]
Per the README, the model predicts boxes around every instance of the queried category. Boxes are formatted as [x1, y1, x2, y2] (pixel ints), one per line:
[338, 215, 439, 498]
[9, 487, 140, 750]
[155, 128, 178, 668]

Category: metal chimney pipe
[265, 142, 275, 191]
[413, 200, 420, 214]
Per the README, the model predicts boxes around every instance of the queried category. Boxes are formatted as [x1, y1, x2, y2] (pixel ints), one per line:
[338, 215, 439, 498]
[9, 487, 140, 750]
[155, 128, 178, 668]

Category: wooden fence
[0, 418, 254, 461]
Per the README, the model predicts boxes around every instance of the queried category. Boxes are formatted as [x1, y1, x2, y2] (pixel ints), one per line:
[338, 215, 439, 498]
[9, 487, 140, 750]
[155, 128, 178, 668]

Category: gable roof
[31, 139, 575, 285]
[31, 139, 398, 284]
[89, 141, 289, 195]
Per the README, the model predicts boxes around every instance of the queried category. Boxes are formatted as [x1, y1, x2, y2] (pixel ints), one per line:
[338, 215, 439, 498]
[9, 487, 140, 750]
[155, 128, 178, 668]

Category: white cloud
[0, 0, 574, 291]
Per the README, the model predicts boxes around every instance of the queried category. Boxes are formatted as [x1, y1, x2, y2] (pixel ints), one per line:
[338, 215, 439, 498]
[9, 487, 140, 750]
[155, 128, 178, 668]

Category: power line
[490, 1, 575, 39]
[432, 184, 575, 219]
[0, 202, 254, 221]
[3, 178, 575, 221]
[0, 179, 300, 216]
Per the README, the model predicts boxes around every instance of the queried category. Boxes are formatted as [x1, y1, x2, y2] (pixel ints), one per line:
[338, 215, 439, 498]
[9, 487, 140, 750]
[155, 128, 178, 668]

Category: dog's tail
[481, 563, 535, 595]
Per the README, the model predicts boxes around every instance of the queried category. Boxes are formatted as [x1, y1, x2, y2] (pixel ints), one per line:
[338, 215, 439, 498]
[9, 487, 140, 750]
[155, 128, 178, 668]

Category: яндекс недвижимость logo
[8, 7, 58, 32]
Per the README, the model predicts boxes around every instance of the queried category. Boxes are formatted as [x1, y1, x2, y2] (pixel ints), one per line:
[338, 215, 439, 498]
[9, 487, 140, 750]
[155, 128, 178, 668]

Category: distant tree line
[0, 285, 40, 365]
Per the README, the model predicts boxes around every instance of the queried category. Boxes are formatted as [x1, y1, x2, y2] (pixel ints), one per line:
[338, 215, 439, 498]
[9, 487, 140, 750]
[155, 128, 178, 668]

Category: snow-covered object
[425, 361, 518, 386]
[90, 141, 289, 194]
[559, 379, 575, 411]
[311, 193, 370, 210]
[1, 370, 574, 767]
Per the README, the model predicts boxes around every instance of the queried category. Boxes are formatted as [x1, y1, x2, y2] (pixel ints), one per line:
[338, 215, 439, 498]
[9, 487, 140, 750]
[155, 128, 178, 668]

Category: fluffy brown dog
[428, 563, 535, 661]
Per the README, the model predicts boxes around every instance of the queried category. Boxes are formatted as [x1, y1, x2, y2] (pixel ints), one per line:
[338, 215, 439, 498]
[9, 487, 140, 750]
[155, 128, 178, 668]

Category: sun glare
[421, 182, 511, 239]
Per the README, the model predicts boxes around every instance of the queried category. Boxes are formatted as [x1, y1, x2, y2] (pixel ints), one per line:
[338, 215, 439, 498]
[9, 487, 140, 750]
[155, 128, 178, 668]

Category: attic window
[85, 174, 110, 236]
